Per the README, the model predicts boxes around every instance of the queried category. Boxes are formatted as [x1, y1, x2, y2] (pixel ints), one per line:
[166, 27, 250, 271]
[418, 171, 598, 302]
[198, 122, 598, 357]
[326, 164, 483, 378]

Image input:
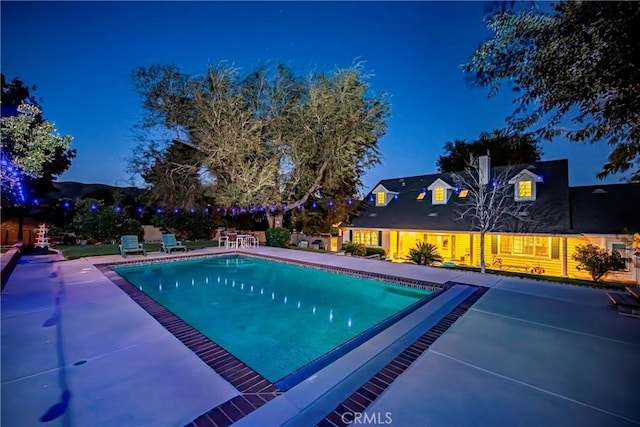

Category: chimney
[478, 150, 490, 185]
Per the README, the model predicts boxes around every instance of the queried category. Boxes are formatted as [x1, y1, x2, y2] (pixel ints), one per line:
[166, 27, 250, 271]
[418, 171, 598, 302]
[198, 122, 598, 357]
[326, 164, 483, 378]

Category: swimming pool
[114, 255, 434, 387]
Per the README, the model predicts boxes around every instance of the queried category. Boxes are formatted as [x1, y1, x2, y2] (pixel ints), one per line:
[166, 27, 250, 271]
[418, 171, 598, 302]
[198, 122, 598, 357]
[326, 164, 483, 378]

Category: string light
[21, 196, 364, 216]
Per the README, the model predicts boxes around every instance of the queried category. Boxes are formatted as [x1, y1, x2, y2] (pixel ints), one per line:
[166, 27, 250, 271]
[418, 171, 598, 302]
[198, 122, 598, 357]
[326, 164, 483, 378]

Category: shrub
[365, 247, 386, 257]
[407, 242, 443, 266]
[151, 211, 215, 240]
[342, 242, 366, 256]
[71, 199, 143, 242]
[572, 243, 628, 281]
[266, 227, 291, 248]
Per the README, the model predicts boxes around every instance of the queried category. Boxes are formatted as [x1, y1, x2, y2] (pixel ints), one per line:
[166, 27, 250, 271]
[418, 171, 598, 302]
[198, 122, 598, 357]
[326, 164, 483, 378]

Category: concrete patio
[2, 246, 639, 426]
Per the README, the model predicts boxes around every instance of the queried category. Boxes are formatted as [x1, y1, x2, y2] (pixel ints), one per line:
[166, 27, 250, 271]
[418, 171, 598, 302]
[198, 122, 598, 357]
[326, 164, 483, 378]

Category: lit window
[434, 187, 445, 202]
[353, 230, 379, 246]
[519, 181, 532, 198]
[458, 189, 468, 198]
[416, 192, 426, 200]
[376, 192, 385, 205]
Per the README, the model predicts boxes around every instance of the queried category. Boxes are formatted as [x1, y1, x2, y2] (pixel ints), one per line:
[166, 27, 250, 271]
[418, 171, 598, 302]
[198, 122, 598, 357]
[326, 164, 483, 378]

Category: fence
[1, 226, 39, 246]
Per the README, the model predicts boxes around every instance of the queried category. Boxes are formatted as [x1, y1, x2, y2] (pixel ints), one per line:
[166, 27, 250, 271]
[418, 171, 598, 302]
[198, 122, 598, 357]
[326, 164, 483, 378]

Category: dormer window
[509, 169, 543, 202]
[427, 178, 453, 205]
[371, 184, 397, 207]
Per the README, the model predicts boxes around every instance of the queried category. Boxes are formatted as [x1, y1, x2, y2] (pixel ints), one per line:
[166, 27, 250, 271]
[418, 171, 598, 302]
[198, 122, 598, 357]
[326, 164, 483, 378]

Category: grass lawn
[59, 240, 219, 260]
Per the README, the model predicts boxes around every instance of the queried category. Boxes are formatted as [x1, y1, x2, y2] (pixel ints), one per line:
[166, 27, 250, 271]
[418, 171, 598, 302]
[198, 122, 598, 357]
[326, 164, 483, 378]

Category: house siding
[471, 233, 563, 276]
[344, 227, 638, 284]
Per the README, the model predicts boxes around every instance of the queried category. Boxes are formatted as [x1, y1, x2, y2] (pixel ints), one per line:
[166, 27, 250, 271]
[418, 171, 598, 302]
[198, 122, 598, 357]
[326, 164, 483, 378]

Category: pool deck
[2, 246, 639, 427]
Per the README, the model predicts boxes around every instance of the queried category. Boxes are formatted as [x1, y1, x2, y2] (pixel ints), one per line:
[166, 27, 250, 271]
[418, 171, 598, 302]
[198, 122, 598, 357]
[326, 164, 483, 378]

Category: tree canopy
[437, 129, 542, 173]
[1, 75, 75, 207]
[130, 62, 390, 226]
[464, 1, 640, 181]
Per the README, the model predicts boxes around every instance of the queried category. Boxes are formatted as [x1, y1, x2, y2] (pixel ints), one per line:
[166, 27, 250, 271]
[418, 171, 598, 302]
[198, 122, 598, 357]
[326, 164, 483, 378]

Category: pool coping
[95, 252, 484, 427]
[316, 284, 488, 427]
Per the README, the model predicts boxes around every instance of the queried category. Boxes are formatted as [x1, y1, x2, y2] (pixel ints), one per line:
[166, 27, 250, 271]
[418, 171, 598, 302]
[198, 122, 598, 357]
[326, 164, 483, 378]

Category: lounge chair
[119, 235, 146, 258]
[161, 233, 187, 254]
[606, 287, 640, 318]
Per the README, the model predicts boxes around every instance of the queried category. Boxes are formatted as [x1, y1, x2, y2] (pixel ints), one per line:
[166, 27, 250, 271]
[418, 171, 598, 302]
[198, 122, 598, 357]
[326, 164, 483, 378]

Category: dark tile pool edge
[97, 251, 446, 293]
[316, 284, 489, 427]
[96, 265, 282, 427]
[237, 252, 447, 293]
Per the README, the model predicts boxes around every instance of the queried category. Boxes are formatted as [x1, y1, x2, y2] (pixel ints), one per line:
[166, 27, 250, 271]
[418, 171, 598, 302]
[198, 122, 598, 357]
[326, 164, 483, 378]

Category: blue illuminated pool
[114, 255, 434, 386]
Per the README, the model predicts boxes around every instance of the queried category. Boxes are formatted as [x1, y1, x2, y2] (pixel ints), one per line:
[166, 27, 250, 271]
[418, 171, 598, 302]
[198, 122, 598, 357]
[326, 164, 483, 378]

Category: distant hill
[45, 181, 146, 202]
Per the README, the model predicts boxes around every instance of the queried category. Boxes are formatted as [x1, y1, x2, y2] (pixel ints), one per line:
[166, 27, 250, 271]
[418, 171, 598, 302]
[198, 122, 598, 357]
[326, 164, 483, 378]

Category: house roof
[570, 183, 640, 234]
[350, 159, 572, 234]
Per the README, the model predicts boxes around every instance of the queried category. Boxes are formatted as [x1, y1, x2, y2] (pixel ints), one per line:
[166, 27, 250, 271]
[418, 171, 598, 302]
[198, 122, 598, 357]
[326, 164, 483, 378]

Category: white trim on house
[372, 184, 398, 207]
[508, 169, 544, 202]
[426, 178, 454, 205]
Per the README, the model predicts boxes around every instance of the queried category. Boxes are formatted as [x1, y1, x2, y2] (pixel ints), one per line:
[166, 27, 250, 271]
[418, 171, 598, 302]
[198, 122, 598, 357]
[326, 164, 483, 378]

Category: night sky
[1, 1, 624, 192]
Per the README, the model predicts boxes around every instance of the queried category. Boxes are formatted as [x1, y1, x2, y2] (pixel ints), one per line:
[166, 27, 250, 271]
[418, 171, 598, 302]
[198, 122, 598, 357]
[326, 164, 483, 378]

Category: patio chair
[161, 233, 187, 254]
[225, 233, 239, 249]
[119, 235, 146, 258]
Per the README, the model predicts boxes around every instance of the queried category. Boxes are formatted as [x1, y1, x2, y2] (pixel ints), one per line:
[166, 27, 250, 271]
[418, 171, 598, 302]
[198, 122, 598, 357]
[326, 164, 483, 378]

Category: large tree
[464, 1, 640, 181]
[1, 75, 75, 239]
[437, 129, 542, 173]
[130, 63, 389, 227]
[129, 138, 205, 209]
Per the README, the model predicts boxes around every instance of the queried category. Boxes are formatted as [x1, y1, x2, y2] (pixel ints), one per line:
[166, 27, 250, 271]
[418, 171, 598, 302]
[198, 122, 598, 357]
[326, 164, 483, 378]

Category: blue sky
[1, 1, 622, 192]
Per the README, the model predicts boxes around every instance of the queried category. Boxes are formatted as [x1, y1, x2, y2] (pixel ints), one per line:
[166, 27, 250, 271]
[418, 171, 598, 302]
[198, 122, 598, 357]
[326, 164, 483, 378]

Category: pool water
[115, 255, 432, 383]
